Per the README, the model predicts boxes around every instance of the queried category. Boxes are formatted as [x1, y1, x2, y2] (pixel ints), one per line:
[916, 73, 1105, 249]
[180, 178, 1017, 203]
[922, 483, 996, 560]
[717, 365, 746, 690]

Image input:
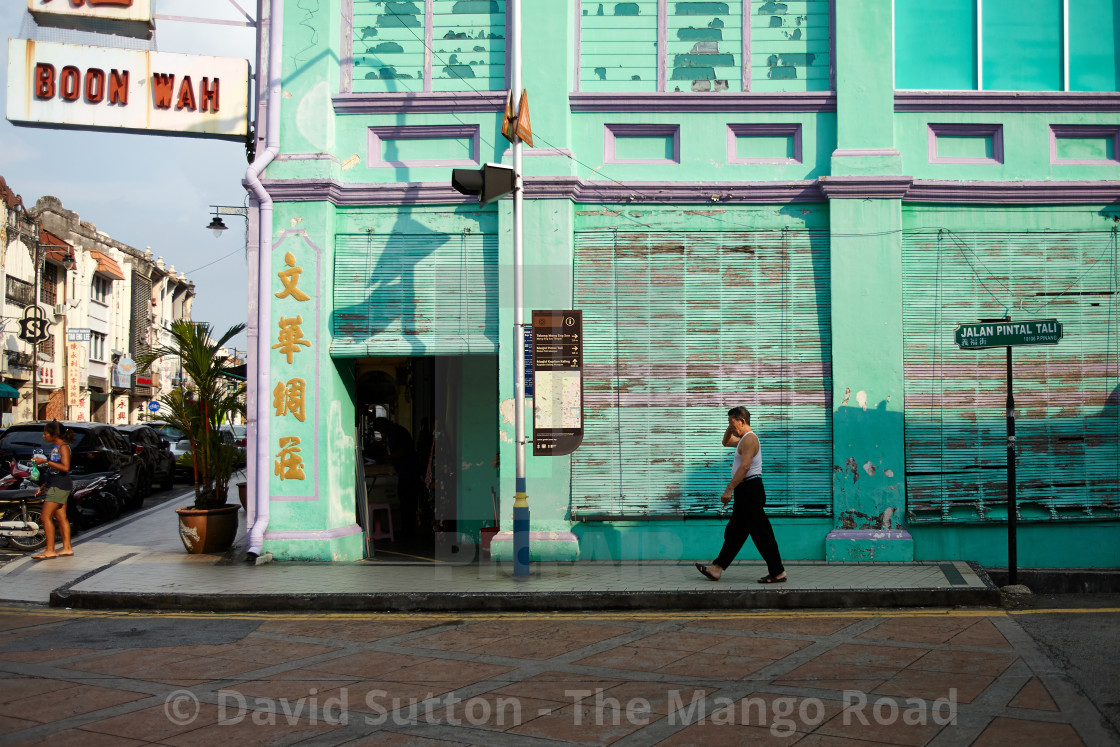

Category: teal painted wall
[259, 0, 1120, 568]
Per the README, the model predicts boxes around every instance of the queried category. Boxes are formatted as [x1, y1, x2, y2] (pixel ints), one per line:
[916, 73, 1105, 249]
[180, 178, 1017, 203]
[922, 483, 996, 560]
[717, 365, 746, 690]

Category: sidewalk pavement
[0, 489, 1000, 613]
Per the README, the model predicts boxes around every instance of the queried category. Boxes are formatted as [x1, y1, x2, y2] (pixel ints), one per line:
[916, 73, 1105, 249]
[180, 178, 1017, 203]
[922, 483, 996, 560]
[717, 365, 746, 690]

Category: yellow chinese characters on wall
[273, 252, 312, 481]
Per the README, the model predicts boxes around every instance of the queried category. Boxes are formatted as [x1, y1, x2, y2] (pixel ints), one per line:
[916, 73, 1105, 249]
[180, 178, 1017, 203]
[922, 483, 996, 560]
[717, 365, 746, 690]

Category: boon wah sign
[7, 39, 250, 140]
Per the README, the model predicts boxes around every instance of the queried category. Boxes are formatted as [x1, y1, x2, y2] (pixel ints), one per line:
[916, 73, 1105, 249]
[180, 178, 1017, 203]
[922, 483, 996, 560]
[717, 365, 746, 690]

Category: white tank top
[732, 431, 762, 478]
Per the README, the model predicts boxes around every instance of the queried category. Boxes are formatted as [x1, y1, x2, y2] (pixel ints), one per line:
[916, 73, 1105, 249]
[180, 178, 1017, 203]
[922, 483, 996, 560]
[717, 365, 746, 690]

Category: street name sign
[954, 319, 1063, 350]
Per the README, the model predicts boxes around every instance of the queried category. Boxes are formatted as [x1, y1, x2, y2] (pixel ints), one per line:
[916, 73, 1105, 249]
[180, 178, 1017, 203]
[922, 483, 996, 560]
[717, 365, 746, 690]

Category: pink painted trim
[907, 179, 1120, 203]
[742, 0, 750, 92]
[604, 123, 680, 165]
[340, 0, 353, 94]
[657, 0, 667, 92]
[895, 91, 1120, 112]
[262, 176, 1120, 205]
[333, 91, 506, 113]
[573, 0, 582, 93]
[927, 123, 1004, 165]
[828, 0, 836, 92]
[424, 0, 433, 93]
[1049, 125, 1120, 165]
[269, 230, 323, 503]
[832, 148, 902, 158]
[818, 176, 913, 199]
[367, 125, 480, 168]
[264, 523, 364, 541]
[727, 123, 802, 164]
[570, 92, 836, 111]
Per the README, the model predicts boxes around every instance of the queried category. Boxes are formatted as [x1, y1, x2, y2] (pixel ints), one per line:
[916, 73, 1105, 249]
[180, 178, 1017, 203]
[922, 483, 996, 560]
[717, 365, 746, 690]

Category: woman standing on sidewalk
[31, 421, 74, 560]
[695, 407, 786, 584]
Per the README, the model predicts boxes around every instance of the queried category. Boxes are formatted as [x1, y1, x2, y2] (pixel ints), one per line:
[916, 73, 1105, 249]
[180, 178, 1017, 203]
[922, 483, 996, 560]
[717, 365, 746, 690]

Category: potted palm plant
[137, 320, 246, 554]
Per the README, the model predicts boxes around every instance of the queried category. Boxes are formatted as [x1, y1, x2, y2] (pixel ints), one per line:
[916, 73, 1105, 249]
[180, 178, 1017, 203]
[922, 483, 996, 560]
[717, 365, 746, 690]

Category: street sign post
[148, 401, 161, 413]
[954, 319, 1062, 349]
[955, 317, 1063, 586]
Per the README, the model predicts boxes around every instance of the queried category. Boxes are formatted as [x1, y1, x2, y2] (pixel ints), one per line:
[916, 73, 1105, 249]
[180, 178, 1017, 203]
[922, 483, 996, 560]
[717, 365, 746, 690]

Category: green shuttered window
[352, 0, 506, 94]
[332, 233, 498, 356]
[578, 1, 831, 93]
[902, 230, 1120, 523]
[896, 0, 1120, 92]
[571, 229, 832, 519]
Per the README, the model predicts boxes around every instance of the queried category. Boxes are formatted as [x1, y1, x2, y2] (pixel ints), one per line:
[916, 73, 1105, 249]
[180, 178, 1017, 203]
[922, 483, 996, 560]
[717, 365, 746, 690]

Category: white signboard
[29, 0, 154, 40]
[7, 40, 250, 140]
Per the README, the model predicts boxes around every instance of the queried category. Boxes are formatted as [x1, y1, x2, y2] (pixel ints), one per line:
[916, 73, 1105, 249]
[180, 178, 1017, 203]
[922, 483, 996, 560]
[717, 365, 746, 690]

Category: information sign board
[532, 310, 583, 456]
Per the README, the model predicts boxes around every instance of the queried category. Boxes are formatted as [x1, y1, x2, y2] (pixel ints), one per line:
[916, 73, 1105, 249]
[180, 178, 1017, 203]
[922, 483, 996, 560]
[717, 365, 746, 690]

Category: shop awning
[90, 250, 125, 280]
[0, 382, 20, 399]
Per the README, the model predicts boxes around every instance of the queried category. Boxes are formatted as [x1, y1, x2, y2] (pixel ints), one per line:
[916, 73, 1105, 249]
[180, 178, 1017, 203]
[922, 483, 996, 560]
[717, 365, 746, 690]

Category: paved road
[0, 604, 1116, 746]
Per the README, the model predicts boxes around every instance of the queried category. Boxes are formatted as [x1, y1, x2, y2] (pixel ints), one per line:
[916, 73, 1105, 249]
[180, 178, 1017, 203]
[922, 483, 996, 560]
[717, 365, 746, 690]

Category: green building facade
[254, 0, 1120, 568]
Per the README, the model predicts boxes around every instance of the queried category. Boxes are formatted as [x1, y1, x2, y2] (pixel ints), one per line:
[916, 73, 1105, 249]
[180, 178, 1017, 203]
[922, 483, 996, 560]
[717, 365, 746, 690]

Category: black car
[115, 424, 176, 495]
[0, 422, 142, 506]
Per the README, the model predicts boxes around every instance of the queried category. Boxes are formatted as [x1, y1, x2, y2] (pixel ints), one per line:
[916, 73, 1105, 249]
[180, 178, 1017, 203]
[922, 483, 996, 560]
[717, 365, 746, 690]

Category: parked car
[146, 421, 190, 479]
[220, 424, 247, 465]
[115, 424, 176, 495]
[0, 422, 142, 506]
[147, 420, 236, 481]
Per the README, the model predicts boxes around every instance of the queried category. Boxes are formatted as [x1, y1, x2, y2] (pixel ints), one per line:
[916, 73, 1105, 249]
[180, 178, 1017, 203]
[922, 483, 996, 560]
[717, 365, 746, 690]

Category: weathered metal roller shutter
[902, 229, 1120, 523]
[331, 232, 498, 356]
[570, 229, 833, 519]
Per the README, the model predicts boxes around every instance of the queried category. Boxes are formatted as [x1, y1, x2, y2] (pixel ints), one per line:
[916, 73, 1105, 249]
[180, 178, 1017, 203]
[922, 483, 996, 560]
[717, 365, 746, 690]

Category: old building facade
[248, 0, 1120, 569]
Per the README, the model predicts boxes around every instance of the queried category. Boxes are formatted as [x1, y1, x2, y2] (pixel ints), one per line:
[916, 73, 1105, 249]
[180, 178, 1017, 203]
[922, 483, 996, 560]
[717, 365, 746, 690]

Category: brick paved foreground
[0, 605, 1115, 746]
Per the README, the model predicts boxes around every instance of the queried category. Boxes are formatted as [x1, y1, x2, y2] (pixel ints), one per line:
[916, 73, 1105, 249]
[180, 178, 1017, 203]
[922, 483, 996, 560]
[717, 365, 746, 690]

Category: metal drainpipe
[244, 0, 282, 557]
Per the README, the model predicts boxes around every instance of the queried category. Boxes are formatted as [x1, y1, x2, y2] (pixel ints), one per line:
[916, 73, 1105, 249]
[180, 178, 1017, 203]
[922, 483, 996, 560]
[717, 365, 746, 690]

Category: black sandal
[757, 574, 787, 584]
[695, 563, 720, 582]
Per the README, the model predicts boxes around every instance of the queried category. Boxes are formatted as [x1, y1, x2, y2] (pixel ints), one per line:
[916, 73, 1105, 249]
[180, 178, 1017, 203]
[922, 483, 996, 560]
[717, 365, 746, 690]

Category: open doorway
[354, 356, 498, 562]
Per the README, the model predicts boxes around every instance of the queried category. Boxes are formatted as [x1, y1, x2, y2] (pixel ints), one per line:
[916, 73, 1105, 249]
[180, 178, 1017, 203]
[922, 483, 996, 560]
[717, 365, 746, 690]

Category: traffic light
[451, 163, 517, 206]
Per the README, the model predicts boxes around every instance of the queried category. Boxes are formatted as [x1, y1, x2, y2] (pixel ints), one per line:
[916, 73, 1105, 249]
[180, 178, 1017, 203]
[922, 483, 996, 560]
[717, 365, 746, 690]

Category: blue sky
[2, 1, 257, 351]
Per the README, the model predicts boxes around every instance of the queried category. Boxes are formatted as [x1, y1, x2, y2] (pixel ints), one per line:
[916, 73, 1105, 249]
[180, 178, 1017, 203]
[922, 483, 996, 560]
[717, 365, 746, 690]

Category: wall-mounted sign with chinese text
[29, 0, 154, 40]
[532, 310, 584, 457]
[7, 40, 250, 140]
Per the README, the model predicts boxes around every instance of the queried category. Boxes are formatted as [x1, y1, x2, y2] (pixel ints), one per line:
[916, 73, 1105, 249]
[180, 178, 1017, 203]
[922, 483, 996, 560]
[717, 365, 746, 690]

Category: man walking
[696, 407, 787, 584]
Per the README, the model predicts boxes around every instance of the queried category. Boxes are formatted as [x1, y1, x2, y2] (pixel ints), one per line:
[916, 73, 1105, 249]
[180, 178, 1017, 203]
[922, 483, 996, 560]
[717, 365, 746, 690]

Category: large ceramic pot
[175, 504, 240, 554]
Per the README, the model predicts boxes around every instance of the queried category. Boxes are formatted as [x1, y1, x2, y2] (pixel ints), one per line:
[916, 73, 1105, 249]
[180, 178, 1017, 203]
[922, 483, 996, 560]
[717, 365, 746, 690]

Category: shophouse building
[1, 184, 196, 424]
[251, 0, 1120, 569]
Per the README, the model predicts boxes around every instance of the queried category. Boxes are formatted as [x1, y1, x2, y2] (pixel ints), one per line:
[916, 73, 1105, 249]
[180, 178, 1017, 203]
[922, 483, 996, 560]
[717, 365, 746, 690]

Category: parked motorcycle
[0, 491, 46, 552]
[67, 474, 127, 531]
[0, 459, 41, 491]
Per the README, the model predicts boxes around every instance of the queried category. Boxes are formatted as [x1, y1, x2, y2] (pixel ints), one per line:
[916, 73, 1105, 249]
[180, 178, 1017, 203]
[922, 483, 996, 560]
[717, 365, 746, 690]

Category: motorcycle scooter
[67, 473, 126, 531]
[0, 490, 46, 552]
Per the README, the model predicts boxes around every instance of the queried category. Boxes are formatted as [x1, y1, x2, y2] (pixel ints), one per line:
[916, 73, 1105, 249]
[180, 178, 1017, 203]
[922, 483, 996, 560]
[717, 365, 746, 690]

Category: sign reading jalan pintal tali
[954, 319, 1063, 349]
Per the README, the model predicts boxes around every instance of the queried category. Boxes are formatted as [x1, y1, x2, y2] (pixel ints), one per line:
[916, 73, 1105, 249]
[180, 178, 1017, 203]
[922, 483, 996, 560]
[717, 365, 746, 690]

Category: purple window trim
[263, 524, 364, 541]
[927, 123, 1004, 165]
[333, 91, 505, 114]
[727, 123, 802, 164]
[573, 1, 581, 94]
[341, 0, 353, 94]
[570, 92, 836, 112]
[895, 91, 1120, 112]
[828, 0, 836, 92]
[269, 230, 323, 503]
[657, 0, 667, 92]
[261, 176, 1120, 205]
[604, 123, 681, 165]
[424, 0, 433, 93]
[1049, 125, 1120, 165]
[742, 0, 751, 92]
[367, 125, 480, 168]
